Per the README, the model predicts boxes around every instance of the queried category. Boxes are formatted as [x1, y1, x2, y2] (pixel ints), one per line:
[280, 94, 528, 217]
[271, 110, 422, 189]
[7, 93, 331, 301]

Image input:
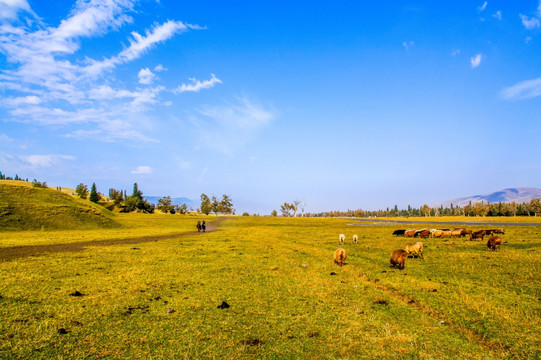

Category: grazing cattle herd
[335, 227, 505, 270]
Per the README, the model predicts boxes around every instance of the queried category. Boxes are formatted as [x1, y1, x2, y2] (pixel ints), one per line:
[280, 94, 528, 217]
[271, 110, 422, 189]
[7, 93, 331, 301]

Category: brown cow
[486, 228, 505, 235]
[431, 230, 444, 238]
[486, 236, 502, 251]
[390, 249, 408, 270]
[451, 228, 466, 237]
[470, 230, 486, 241]
[334, 248, 347, 267]
[404, 230, 417, 237]
[416, 229, 431, 238]
[441, 230, 453, 238]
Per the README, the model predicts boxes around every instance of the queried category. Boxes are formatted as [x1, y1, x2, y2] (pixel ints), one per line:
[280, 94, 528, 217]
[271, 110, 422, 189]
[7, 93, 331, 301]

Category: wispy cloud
[189, 96, 275, 154]
[520, 0, 541, 29]
[470, 53, 482, 68]
[0, 134, 14, 142]
[19, 154, 75, 168]
[477, 1, 487, 12]
[493, 11, 502, 20]
[0, 1, 213, 142]
[501, 77, 541, 100]
[175, 73, 222, 93]
[0, 0, 38, 21]
[402, 41, 414, 50]
[131, 165, 153, 174]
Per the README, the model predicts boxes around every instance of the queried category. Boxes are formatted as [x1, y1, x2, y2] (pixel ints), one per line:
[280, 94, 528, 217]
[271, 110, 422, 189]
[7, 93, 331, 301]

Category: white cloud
[3, 95, 41, 106]
[477, 1, 487, 12]
[402, 41, 414, 50]
[493, 11, 502, 20]
[189, 96, 275, 154]
[117, 20, 190, 63]
[520, 1, 541, 29]
[131, 165, 152, 174]
[138, 67, 155, 84]
[0, 1, 202, 142]
[0, 133, 13, 142]
[451, 49, 461, 57]
[154, 64, 166, 72]
[520, 14, 540, 29]
[470, 53, 482, 68]
[19, 154, 75, 167]
[501, 77, 541, 100]
[175, 73, 222, 93]
[0, 0, 36, 20]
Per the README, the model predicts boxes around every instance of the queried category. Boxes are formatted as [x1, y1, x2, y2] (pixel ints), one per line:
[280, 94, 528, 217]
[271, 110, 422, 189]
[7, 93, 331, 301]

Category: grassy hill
[0, 180, 120, 231]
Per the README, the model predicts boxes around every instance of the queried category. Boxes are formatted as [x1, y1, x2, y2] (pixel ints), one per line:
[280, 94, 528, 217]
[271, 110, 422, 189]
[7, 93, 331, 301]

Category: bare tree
[292, 199, 301, 217]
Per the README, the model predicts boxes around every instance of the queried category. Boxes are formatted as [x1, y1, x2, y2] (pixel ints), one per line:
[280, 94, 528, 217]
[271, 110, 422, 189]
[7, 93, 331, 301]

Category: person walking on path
[202, 220, 206, 232]
[196, 220, 201, 232]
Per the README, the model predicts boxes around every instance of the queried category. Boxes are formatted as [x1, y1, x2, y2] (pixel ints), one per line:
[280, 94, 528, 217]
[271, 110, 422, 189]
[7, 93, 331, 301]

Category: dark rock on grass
[240, 338, 263, 346]
[166, 308, 175, 314]
[69, 291, 84, 297]
[57, 328, 68, 335]
[308, 332, 319, 338]
[217, 301, 230, 309]
[374, 299, 389, 306]
[123, 305, 150, 315]
[330, 272, 337, 276]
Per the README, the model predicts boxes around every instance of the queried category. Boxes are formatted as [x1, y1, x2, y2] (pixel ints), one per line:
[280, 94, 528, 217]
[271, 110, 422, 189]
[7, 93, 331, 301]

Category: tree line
[304, 199, 541, 218]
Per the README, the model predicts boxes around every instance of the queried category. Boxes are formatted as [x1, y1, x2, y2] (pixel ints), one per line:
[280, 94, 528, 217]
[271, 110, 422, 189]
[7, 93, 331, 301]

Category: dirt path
[0, 217, 226, 262]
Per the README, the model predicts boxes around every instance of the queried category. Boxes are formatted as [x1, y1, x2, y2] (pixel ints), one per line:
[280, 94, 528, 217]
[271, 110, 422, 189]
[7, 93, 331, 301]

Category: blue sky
[1, 0, 540, 214]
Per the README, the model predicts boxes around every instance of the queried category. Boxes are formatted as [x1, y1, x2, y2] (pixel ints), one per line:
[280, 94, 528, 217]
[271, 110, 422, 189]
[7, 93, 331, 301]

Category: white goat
[353, 234, 358, 244]
[339, 234, 345, 244]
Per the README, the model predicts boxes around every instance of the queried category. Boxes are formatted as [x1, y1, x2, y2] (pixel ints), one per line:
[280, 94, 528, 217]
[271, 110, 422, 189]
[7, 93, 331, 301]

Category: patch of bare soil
[0, 217, 225, 262]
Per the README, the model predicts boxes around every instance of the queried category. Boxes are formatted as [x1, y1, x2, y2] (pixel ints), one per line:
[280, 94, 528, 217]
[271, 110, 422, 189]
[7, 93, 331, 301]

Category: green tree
[211, 195, 220, 215]
[280, 202, 294, 217]
[529, 198, 541, 216]
[89, 183, 99, 203]
[177, 203, 188, 214]
[124, 183, 154, 213]
[132, 183, 143, 201]
[271, 210, 278, 217]
[75, 183, 89, 199]
[219, 194, 234, 215]
[109, 188, 124, 206]
[31, 179, 47, 188]
[157, 196, 174, 214]
[200, 193, 212, 215]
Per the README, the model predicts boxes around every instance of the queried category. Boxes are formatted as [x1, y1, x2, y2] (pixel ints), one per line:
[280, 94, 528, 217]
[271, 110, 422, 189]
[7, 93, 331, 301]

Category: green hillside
[0, 181, 120, 230]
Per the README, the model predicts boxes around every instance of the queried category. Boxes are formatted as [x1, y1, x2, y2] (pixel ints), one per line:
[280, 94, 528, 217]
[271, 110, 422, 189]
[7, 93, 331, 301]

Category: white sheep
[353, 234, 358, 244]
[339, 234, 345, 244]
[405, 242, 424, 259]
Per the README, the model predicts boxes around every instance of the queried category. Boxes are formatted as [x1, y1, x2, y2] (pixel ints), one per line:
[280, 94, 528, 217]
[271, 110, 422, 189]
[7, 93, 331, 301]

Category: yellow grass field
[1, 215, 540, 359]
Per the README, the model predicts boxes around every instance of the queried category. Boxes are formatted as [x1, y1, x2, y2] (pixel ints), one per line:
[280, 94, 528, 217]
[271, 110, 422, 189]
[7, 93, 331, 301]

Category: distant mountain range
[144, 196, 195, 208]
[433, 187, 541, 208]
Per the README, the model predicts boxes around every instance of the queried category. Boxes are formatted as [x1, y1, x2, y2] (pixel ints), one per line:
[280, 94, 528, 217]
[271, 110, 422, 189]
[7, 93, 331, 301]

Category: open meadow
[1, 214, 540, 359]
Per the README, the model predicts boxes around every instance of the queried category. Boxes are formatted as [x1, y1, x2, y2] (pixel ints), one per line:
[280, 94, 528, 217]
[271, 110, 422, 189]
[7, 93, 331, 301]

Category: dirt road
[0, 217, 225, 262]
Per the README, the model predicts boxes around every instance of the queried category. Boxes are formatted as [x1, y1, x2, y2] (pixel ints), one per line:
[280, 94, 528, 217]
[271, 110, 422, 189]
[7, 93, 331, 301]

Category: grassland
[0, 181, 119, 231]
[1, 214, 540, 359]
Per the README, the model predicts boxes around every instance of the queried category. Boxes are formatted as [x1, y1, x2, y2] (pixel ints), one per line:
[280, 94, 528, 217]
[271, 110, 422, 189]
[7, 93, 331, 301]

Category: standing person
[197, 220, 201, 232]
[202, 220, 206, 232]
